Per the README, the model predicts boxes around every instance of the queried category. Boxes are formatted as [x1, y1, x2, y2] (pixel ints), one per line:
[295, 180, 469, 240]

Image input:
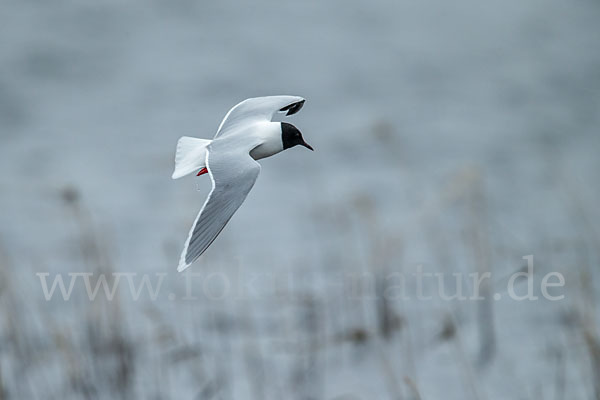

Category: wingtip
[177, 262, 190, 272]
[177, 249, 190, 272]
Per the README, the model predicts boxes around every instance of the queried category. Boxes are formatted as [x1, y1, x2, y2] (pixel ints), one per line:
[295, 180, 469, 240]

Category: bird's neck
[249, 122, 284, 160]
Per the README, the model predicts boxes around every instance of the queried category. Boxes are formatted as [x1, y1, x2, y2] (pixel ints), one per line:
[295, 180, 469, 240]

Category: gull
[172, 96, 312, 271]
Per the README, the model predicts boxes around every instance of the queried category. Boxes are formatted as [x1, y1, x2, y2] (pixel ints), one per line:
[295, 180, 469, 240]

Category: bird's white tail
[172, 137, 211, 179]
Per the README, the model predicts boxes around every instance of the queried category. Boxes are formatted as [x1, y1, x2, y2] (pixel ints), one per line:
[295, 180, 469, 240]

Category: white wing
[177, 146, 261, 271]
[215, 95, 305, 138]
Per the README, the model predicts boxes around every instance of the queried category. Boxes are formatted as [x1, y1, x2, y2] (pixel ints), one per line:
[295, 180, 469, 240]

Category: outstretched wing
[215, 95, 305, 138]
[177, 147, 261, 271]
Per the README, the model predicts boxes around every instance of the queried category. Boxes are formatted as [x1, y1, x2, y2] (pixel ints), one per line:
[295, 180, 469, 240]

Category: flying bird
[172, 96, 312, 271]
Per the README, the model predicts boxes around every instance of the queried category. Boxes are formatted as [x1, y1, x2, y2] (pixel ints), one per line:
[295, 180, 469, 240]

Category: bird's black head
[281, 122, 313, 151]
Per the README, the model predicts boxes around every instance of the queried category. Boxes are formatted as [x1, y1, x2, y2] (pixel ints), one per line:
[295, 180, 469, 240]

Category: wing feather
[177, 148, 261, 271]
[214, 95, 305, 138]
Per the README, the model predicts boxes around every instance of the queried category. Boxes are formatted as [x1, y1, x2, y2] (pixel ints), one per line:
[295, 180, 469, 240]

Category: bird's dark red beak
[301, 140, 314, 151]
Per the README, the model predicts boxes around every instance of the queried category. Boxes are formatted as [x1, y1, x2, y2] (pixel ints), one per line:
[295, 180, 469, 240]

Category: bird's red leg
[197, 167, 208, 176]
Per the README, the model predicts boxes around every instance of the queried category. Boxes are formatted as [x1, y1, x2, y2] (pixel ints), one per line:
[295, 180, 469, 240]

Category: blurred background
[1, 0, 599, 398]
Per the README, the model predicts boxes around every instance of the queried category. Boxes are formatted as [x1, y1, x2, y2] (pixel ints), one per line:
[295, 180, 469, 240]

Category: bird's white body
[172, 95, 309, 271]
